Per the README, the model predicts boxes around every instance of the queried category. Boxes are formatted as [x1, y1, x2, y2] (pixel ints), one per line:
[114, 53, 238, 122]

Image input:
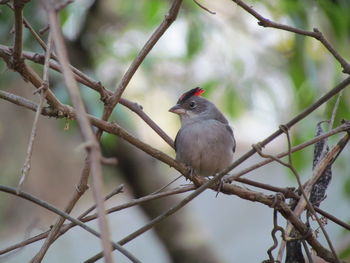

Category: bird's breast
[175, 120, 235, 177]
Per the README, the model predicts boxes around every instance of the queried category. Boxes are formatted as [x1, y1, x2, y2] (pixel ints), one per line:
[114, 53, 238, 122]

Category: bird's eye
[189, 101, 196, 109]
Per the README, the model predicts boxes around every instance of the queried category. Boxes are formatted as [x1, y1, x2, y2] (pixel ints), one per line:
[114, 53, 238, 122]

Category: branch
[30, 4, 113, 263]
[225, 121, 350, 183]
[20, 15, 112, 102]
[0, 185, 194, 255]
[230, 0, 350, 74]
[11, 47, 174, 147]
[227, 76, 350, 185]
[96, 0, 184, 141]
[254, 127, 340, 262]
[86, 180, 341, 263]
[0, 45, 65, 110]
[0, 90, 59, 117]
[0, 185, 140, 263]
[12, 0, 28, 66]
[119, 98, 174, 148]
[17, 32, 52, 194]
[111, 0, 183, 105]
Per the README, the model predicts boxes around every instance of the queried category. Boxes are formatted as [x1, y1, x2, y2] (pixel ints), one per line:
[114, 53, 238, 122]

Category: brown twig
[119, 98, 175, 148]
[0, 90, 60, 117]
[230, 0, 350, 74]
[17, 32, 52, 194]
[97, 0, 183, 141]
[12, 0, 28, 67]
[193, 0, 216, 14]
[267, 209, 285, 262]
[8, 46, 174, 147]
[14, 12, 113, 103]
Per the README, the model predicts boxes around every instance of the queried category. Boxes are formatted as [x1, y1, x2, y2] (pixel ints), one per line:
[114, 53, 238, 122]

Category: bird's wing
[225, 124, 236, 153]
[174, 129, 181, 151]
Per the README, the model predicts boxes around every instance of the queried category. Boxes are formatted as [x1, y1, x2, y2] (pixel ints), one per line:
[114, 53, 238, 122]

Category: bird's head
[169, 87, 218, 125]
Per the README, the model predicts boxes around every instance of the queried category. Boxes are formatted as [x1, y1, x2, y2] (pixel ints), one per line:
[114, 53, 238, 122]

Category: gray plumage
[169, 88, 236, 177]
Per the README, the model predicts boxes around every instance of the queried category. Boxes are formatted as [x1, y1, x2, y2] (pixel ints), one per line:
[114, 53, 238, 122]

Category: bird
[169, 87, 236, 178]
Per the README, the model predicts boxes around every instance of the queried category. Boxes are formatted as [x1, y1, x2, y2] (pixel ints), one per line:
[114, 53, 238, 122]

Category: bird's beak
[169, 104, 186, 115]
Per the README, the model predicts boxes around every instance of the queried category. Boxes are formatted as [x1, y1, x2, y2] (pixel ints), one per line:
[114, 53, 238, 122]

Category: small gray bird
[169, 87, 236, 177]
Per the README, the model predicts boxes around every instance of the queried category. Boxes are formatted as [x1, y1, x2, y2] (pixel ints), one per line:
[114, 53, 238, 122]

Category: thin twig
[0, 89, 62, 117]
[230, 0, 350, 73]
[17, 33, 52, 194]
[21, 16, 111, 102]
[0, 185, 140, 263]
[119, 98, 175, 148]
[47, 185, 125, 244]
[97, 0, 184, 141]
[80, 185, 125, 218]
[149, 175, 183, 195]
[193, 0, 216, 14]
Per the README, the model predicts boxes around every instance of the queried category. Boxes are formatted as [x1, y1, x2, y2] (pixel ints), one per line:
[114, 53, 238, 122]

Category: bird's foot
[215, 176, 225, 197]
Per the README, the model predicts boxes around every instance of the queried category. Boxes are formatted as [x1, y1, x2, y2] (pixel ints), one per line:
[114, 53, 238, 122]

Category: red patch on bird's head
[177, 87, 205, 103]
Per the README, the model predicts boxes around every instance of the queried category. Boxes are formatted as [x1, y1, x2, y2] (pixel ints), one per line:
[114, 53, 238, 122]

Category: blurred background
[0, 0, 350, 262]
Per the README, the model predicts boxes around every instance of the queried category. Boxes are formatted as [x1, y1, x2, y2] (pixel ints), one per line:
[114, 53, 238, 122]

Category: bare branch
[0, 185, 140, 263]
[0, 185, 194, 255]
[119, 98, 175, 148]
[193, 0, 216, 15]
[0, 45, 65, 110]
[230, 0, 350, 74]
[9, 46, 173, 147]
[12, 0, 29, 66]
[17, 32, 52, 194]
[111, 0, 183, 105]
[0, 90, 58, 117]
